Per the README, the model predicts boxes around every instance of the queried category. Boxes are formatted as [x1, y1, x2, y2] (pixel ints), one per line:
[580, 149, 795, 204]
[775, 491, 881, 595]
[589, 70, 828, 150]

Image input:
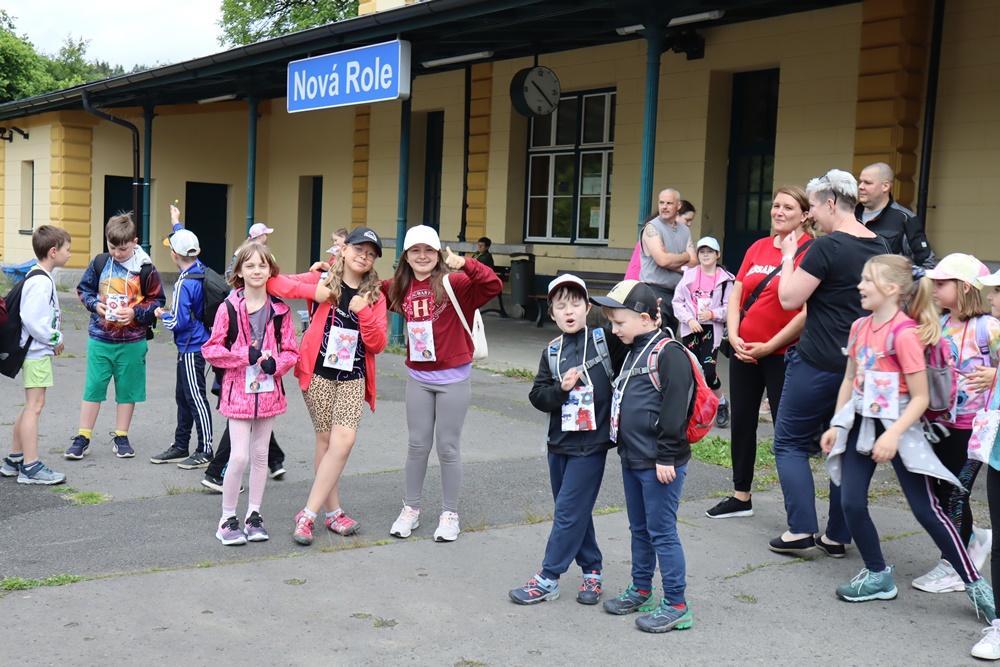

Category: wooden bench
[524, 269, 623, 327]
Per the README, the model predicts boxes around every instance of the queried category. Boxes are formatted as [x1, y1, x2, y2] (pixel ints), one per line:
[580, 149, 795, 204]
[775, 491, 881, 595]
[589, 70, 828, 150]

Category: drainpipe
[141, 106, 155, 253]
[246, 96, 259, 234]
[81, 90, 140, 242]
[458, 64, 471, 242]
[637, 28, 665, 236]
[916, 0, 945, 226]
[390, 95, 413, 347]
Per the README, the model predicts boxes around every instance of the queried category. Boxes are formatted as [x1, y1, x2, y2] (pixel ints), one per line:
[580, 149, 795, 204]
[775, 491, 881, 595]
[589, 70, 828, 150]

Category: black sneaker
[177, 452, 212, 469]
[150, 446, 188, 464]
[815, 534, 847, 558]
[268, 460, 286, 479]
[715, 402, 730, 428]
[200, 473, 243, 494]
[768, 534, 819, 556]
[706, 496, 753, 519]
[603, 584, 656, 615]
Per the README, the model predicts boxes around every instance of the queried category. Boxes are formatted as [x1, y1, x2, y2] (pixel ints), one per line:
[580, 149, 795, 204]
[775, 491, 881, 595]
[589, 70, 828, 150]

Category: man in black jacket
[856, 162, 936, 268]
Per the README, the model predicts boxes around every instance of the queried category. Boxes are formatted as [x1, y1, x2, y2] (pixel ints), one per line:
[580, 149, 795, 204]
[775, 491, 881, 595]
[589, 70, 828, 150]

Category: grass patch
[691, 436, 776, 469]
[383, 344, 406, 356]
[594, 506, 625, 515]
[524, 508, 553, 525]
[0, 574, 87, 591]
[723, 562, 776, 580]
[197, 561, 213, 568]
[163, 484, 199, 496]
[55, 283, 71, 293]
[373, 618, 397, 628]
[284, 578, 307, 585]
[734, 593, 757, 604]
[318, 536, 395, 553]
[881, 530, 923, 542]
[351, 612, 373, 619]
[455, 661, 488, 667]
[61, 490, 110, 505]
[463, 517, 489, 533]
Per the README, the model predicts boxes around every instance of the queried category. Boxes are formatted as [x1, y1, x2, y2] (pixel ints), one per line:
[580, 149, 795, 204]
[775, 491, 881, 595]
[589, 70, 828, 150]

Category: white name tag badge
[245, 364, 275, 394]
[106, 294, 125, 321]
[696, 296, 713, 313]
[862, 370, 900, 420]
[610, 387, 623, 443]
[407, 320, 436, 362]
[323, 326, 358, 371]
[561, 384, 596, 432]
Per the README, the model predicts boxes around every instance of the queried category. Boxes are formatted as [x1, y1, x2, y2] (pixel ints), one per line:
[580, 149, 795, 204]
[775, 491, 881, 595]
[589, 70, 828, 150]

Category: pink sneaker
[293, 510, 315, 546]
[326, 511, 360, 536]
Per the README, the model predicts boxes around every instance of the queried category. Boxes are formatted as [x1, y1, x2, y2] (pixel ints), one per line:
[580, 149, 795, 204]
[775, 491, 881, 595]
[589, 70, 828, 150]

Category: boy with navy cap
[591, 280, 696, 633]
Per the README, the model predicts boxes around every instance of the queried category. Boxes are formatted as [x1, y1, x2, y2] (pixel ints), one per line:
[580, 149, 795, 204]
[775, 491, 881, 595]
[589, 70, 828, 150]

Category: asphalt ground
[0, 289, 993, 666]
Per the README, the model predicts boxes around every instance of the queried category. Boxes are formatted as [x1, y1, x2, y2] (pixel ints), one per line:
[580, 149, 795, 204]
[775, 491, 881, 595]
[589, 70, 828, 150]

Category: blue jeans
[540, 451, 607, 581]
[622, 464, 687, 605]
[773, 348, 851, 542]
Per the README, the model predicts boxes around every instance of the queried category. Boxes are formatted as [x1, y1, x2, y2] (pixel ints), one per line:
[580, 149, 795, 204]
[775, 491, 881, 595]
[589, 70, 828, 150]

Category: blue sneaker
[967, 578, 997, 622]
[112, 434, 135, 458]
[635, 600, 694, 633]
[65, 435, 90, 460]
[17, 461, 66, 486]
[0, 456, 22, 477]
[603, 584, 656, 615]
[836, 567, 898, 602]
[509, 574, 559, 605]
[577, 571, 603, 605]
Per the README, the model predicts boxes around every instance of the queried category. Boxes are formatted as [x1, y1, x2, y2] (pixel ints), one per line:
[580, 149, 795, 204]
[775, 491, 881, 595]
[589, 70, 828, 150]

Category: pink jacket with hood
[202, 290, 300, 420]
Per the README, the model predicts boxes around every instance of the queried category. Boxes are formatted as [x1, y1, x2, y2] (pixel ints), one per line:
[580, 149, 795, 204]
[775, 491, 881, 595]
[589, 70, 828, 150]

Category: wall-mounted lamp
[0, 126, 29, 142]
[197, 93, 238, 104]
[421, 50, 494, 68]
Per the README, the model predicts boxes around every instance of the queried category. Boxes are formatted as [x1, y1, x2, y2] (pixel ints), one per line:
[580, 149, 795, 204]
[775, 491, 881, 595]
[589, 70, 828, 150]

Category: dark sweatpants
[539, 451, 608, 582]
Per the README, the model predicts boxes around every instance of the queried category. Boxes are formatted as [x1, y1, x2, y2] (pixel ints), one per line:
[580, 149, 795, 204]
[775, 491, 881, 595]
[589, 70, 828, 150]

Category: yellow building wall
[2, 120, 54, 263]
[924, 0, 1000, 261]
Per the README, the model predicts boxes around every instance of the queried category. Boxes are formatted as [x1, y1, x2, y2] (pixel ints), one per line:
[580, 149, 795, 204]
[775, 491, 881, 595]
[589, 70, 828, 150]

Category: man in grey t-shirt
[639, 188, 696, 335]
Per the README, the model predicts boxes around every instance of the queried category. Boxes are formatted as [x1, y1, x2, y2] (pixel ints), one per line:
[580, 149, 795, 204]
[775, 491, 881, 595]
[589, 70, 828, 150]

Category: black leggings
[988, 466, 1000, 586]
[728, 353, 786, 493]
[932, 428, 981, 547]
[682, 329, 721, 391]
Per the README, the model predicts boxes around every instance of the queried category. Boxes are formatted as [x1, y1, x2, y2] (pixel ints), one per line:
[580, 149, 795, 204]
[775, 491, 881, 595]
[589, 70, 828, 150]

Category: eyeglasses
[820, 175, 838, 206]
[350, 244, 377, 261]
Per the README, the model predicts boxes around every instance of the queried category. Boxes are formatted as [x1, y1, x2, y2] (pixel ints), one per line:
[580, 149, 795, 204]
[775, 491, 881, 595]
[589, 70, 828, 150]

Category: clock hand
[531, 80, 555, 108]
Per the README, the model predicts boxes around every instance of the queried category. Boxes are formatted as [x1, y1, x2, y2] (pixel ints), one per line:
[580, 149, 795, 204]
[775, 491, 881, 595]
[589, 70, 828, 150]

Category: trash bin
[509, 253, 535, 307]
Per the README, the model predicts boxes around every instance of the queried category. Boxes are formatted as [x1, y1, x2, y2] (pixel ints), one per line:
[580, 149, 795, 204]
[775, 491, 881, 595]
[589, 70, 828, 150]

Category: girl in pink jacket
[267, 227, 387, 545]
[202, 243, 299, 546]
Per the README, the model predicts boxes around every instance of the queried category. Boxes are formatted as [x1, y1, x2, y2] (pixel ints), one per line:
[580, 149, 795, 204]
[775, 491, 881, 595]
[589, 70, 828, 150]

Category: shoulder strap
[615, 337, 673, 390]
[885, 319, 918, 362]
[224, 300, 238, 349]
[740, 240, 812, 320]
[546, 336, 561, 378]
[442, 274, 473, 337]
[93, 253, 110, 278]
[273, 311, 285, 354]
[843, 315, 873, 357]
[591, 327, 613, 378]
[975, 315, 992, 357]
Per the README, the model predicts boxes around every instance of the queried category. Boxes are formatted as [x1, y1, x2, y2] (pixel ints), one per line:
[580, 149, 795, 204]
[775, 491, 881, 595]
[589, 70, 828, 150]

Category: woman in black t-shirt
[767, 169, 889, 557]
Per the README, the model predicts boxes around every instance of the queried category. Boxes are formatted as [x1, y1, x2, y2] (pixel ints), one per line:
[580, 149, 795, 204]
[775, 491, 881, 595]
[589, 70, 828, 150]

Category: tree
[219, 0, 359, 47]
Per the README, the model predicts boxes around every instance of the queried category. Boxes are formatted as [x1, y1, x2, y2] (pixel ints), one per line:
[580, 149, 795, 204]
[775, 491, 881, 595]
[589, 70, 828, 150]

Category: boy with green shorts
[0, 225, 72, 484]
[65, 213, 165, 460]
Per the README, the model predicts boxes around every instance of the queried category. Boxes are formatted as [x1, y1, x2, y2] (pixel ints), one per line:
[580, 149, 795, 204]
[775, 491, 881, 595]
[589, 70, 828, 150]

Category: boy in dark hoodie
[509, 275, 626, 607]
[66, 213, 165, 461]
[151, 205, 214, 469]
[591, 280, 695, 633]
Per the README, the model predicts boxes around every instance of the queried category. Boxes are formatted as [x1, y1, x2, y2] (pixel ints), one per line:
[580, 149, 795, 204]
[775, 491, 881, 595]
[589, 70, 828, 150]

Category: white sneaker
[912, 559, 965, 593]
[433, 512, 460, 542]
[970, 525, 994, 572]
[972, 620, 1000, 660]
[389, 505, 420, 538]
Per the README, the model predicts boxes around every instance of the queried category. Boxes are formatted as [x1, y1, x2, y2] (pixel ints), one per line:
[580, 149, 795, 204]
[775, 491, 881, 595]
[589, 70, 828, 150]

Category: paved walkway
[0, 296, 989, 665]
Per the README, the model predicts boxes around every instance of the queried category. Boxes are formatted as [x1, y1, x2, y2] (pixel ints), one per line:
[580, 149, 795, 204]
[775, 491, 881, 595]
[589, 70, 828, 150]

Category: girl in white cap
[910, 253, 1000, 594]
[383, 226, 502, 541]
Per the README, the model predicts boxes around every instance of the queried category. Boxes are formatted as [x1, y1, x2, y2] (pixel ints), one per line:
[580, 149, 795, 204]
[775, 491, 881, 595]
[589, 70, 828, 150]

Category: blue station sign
[287, 40, 411, 113]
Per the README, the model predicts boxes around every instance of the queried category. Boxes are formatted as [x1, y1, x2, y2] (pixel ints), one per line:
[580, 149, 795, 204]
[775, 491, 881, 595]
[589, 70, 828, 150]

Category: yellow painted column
[466, 62, 493, 241]
[49, 115, 94, 268]
[0, 138, 5, 262]
[853, 0, 931, 207]
[352, 105, 371, 229]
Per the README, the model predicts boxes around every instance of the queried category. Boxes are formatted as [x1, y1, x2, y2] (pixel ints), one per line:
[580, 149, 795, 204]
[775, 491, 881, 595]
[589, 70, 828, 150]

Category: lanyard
[555, 327, 593, 388]
[615, 332, 664, 395]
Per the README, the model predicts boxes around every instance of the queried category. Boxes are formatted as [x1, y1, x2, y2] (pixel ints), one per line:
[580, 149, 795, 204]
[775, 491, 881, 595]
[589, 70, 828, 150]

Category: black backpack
[0, 269, 53, 378]
[210, 299, 285, 398]
[185, 265, 229, 330]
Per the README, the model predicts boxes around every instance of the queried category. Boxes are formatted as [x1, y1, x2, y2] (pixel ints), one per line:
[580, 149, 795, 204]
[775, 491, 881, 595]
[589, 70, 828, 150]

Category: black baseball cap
[344, 227, 383, 257]
[589, 280, 658, 318]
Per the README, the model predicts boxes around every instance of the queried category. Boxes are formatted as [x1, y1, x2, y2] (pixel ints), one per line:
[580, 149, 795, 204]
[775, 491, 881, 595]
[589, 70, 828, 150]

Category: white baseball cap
[403, 225, 442, 251]
[696, 236, 721, 253]
[248, 222, 274, 239]
[547, 274, 589, 300]
[163, 229, 200, 256]
[981, 269, 1000, 287]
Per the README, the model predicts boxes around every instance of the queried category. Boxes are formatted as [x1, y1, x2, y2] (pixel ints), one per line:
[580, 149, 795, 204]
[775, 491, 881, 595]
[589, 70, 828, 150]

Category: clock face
[510, 67, 561, 117]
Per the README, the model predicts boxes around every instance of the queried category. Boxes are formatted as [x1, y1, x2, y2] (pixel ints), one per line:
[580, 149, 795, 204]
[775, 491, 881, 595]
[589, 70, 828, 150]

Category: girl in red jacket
[267, 228, 388, 545]
[202, 243, 299, 546]
[384, 225, 502, 542]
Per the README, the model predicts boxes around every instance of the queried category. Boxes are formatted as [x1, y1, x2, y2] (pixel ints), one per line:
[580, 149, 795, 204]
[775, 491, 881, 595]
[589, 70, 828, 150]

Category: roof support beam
[390, 94, 413, 347]
[246, 96, 259, 234]
[637, 27, 665, 235]
[141, 107, 155, 253]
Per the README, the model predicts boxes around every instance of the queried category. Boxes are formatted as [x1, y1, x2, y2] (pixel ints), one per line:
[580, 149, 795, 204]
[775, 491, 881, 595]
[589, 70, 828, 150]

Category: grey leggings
[404, 376, 471, 513]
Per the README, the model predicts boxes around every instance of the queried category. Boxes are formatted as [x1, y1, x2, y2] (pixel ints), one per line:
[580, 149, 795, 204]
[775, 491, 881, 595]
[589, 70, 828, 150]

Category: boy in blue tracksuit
[592, 280, 696, 633]
[509, 275, 626, 606]
[151, 205, 213, 468]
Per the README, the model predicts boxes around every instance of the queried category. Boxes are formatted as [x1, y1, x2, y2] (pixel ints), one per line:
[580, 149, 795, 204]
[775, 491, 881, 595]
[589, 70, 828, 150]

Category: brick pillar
[49, 118, 94, 268]
[853, 0, 931, 208]
[352, 105, 371, 229]
[465, 62, 493, 241]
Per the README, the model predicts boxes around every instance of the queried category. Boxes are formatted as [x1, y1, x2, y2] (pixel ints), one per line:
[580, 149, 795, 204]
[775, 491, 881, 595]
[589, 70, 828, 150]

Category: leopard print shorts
[303, 375, 365, 432]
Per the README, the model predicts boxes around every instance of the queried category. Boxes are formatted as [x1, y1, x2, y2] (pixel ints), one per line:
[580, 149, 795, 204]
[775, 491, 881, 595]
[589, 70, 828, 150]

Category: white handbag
[969, 370, 1000, 464]
[443, 274, 488, 361]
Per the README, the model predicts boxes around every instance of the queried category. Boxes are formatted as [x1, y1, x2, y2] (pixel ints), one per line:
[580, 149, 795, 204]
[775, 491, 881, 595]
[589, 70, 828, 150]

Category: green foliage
[219, 0, 360, 47]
